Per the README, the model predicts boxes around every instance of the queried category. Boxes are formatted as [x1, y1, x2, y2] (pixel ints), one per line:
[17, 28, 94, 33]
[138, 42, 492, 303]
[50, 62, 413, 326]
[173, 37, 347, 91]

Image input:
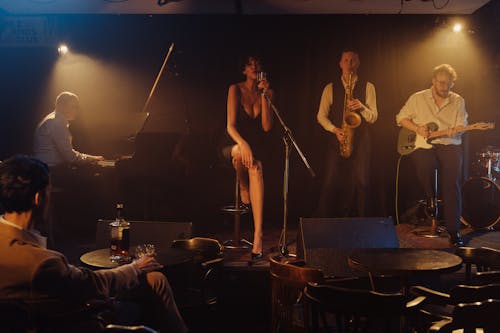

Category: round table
[348, 248, 463, 276]
[348, 248, 463, 292]
[80, 247, 193, 269]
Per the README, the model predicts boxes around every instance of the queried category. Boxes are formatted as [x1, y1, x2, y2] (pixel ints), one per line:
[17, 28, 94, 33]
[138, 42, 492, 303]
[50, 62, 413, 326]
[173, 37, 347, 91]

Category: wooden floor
[201, 218, 500, 267]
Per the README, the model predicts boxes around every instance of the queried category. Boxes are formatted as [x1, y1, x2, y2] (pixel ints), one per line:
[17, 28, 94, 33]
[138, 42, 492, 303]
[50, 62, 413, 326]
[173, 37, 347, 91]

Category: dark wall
[1, 5, 498, 227]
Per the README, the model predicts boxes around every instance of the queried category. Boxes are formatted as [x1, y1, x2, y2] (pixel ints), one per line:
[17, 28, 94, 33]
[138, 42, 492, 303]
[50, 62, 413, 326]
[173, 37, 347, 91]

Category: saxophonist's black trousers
[409, 144, 463, 237]
[315, 130, 371, 217]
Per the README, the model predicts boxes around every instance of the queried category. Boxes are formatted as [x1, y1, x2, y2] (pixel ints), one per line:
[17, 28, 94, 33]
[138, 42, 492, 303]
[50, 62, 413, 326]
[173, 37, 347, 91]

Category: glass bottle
[109, 203, 130, 263]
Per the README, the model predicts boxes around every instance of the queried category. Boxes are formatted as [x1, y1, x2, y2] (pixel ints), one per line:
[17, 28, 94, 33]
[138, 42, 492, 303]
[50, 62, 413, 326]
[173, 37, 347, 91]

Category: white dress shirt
[33, 111, 93, 167]
[396, 88, 468, 146]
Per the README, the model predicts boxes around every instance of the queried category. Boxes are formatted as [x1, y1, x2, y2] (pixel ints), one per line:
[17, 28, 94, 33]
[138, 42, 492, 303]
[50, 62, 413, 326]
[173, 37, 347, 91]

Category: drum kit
[461, 146, 500, 229]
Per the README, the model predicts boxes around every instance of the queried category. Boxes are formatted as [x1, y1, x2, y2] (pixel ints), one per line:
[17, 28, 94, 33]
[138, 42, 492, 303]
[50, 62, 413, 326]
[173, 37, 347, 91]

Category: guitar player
[396, 64, 468, 247]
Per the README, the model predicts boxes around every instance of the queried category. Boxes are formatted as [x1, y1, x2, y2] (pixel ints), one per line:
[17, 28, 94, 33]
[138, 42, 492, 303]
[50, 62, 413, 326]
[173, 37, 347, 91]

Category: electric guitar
[397, 121, 495, 156]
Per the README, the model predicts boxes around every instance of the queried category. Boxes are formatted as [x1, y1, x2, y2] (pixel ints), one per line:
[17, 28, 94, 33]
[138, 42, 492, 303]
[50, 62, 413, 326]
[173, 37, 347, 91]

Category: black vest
[328, 76, 371, 153]
[329, 76, 367, 128]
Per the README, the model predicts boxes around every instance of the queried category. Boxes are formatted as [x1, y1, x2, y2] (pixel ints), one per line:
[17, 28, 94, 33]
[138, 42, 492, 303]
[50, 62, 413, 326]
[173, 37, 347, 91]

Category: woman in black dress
[226, 56, 274, 259]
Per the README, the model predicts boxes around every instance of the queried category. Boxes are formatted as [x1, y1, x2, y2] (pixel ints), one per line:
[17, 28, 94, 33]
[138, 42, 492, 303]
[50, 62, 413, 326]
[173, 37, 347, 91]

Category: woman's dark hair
[238, 55, 264, 72]
[0, 155, 49, 213]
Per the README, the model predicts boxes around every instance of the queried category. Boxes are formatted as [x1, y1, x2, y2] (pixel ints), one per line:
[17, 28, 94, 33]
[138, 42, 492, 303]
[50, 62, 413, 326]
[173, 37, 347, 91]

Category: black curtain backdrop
[1, 5, 499, 227]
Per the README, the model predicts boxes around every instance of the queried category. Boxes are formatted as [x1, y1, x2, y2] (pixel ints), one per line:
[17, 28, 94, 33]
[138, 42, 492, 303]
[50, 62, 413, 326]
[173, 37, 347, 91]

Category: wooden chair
[170, 238, 224, 315]
[472, 270, 500, 285]
[455, 246, 500, 283]
[428, 299, 500, 333]
[409, 283, 500, 333]
[303, 281, 408, 333]
[171, 237, 224, 264]
[269, 255, 324, 333]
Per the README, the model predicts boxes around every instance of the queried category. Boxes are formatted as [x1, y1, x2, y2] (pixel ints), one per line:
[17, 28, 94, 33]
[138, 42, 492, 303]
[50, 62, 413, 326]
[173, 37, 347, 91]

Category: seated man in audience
[0, 155, 188, 332]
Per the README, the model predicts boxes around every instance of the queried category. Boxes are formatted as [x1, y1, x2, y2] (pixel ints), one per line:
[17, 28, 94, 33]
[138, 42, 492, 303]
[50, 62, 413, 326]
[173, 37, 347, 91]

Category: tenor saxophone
[339, 73, 362, 159]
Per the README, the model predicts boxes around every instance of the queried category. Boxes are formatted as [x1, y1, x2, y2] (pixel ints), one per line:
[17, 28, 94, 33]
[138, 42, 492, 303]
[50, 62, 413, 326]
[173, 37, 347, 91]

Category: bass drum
[461, 177, 499, 229]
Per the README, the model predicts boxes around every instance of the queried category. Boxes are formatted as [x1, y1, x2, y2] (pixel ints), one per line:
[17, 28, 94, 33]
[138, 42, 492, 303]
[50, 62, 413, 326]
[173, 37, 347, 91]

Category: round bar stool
[414, 198, 446, 238]
[413, 169, 447, 238]
[221, 172, 253, 249]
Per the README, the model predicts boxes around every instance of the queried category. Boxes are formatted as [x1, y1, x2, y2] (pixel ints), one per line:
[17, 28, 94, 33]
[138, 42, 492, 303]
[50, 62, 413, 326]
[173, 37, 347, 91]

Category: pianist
[32, 92, 107, 247]
[33, 91, 104, 168]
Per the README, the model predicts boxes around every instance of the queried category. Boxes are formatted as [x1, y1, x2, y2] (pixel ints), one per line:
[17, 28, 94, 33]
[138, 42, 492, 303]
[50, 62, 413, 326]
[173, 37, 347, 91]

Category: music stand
[262, 91, 316, 258]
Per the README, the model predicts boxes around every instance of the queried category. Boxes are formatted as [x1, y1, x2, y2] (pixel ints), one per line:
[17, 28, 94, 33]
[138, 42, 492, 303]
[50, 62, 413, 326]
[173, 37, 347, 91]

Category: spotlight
[57, 44, 69, 56]
[452, 23, 462, 33]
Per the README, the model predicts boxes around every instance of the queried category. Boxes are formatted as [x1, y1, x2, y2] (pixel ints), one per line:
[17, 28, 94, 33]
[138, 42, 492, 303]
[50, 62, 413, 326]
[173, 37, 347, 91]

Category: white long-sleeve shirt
[33, 111, 94, 167]
[396, 88, 468, 146]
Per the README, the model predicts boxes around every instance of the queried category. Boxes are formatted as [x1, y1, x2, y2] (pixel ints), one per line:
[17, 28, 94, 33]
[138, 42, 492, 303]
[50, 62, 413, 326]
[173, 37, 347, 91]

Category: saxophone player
[315, 48, 378, 217]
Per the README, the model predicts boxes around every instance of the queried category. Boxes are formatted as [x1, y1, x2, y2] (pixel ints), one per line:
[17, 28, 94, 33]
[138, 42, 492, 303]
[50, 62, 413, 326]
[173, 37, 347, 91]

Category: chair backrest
[305, 282, 406, 314]
[472, 270, 500, 285]
[269, 256, 324, 289]
[170, 238, 224, 310]
[171, 237, 223, 262]
[429, 299, 500, 332]
[450, 283, 500, 304]
[409, 283, 500, 333]
[455, 247, 500, 282]
[269, 256, 324, 333]
[304, 282, 406, 333]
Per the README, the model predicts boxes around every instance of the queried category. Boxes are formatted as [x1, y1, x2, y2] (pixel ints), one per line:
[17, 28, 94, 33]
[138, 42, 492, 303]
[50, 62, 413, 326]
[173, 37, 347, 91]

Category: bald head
[55, 91, 80, 121]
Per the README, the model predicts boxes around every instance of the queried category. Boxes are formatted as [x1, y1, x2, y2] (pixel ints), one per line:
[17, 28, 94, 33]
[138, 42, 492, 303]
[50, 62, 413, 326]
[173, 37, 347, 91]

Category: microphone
[257, 72, 267, 94]
[257, 71, 267, 82]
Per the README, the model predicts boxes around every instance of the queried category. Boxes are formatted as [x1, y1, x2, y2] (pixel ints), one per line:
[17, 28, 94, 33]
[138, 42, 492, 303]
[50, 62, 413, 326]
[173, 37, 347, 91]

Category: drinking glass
[135, 244, 157, 259]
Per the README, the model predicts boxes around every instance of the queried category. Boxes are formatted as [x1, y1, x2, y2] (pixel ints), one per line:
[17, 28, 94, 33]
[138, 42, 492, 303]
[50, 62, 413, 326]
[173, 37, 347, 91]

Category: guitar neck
[398, 122, 493, 155]
[428, 124, 477, 139]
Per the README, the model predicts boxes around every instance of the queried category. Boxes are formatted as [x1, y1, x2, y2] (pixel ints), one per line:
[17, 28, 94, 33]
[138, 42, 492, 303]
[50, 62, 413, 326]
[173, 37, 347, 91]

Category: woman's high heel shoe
[251, 252, 263, 260]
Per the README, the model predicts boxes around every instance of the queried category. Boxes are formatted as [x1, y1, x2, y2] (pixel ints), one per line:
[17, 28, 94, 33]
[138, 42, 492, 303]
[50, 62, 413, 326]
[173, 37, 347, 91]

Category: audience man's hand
[133, 255, 163, 273]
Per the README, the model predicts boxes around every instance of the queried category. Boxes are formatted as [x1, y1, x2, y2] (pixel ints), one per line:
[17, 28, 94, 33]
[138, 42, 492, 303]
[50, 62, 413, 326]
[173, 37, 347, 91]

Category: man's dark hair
[0, 155, 49, 213]
[340, 46, 360, 58]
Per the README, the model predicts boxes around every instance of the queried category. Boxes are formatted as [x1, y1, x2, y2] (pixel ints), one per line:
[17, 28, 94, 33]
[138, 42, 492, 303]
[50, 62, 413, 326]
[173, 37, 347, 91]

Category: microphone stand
[262, 90, 315, 258]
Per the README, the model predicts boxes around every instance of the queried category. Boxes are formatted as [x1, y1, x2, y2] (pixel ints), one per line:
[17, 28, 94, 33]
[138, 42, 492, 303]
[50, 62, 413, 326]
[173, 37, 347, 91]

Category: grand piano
[108, 100, 227, 223]
[49, 44, 231, 246]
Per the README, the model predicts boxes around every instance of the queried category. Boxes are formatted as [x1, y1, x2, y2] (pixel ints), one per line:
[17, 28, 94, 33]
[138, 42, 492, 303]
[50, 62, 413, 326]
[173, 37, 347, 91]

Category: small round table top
[348, 248, 463, 276]
[80, 247, 193, 269]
